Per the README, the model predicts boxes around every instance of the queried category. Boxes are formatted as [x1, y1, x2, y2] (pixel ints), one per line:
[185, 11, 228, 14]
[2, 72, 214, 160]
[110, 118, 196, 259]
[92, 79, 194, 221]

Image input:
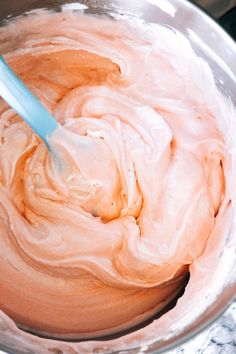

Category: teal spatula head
[0, 55, 59, 147]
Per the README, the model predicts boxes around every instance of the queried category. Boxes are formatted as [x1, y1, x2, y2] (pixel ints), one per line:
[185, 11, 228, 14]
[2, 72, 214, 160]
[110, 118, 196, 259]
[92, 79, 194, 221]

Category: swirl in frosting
[0, 9, 231, 341]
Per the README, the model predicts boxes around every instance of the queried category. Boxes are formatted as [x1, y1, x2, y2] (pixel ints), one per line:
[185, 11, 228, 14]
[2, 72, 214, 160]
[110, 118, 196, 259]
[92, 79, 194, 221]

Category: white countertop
[167, 301, 236, 354]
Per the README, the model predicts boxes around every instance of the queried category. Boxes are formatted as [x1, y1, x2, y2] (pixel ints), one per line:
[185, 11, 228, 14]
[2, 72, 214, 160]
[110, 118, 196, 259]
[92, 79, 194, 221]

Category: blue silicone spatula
[0, 55, 59, 148]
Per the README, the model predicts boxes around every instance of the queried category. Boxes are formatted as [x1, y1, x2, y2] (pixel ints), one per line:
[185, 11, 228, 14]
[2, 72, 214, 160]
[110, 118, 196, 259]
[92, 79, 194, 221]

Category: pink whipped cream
[0, 9, 235, 354]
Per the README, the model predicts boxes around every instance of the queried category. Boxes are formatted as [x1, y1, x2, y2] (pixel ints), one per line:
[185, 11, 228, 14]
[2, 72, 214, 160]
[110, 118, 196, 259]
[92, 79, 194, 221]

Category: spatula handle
[0, 55, 58, 145]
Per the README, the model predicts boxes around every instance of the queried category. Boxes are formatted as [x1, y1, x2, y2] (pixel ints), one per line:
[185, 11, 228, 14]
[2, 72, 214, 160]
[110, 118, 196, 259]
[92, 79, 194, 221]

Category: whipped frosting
[0, 9, 235, 354]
